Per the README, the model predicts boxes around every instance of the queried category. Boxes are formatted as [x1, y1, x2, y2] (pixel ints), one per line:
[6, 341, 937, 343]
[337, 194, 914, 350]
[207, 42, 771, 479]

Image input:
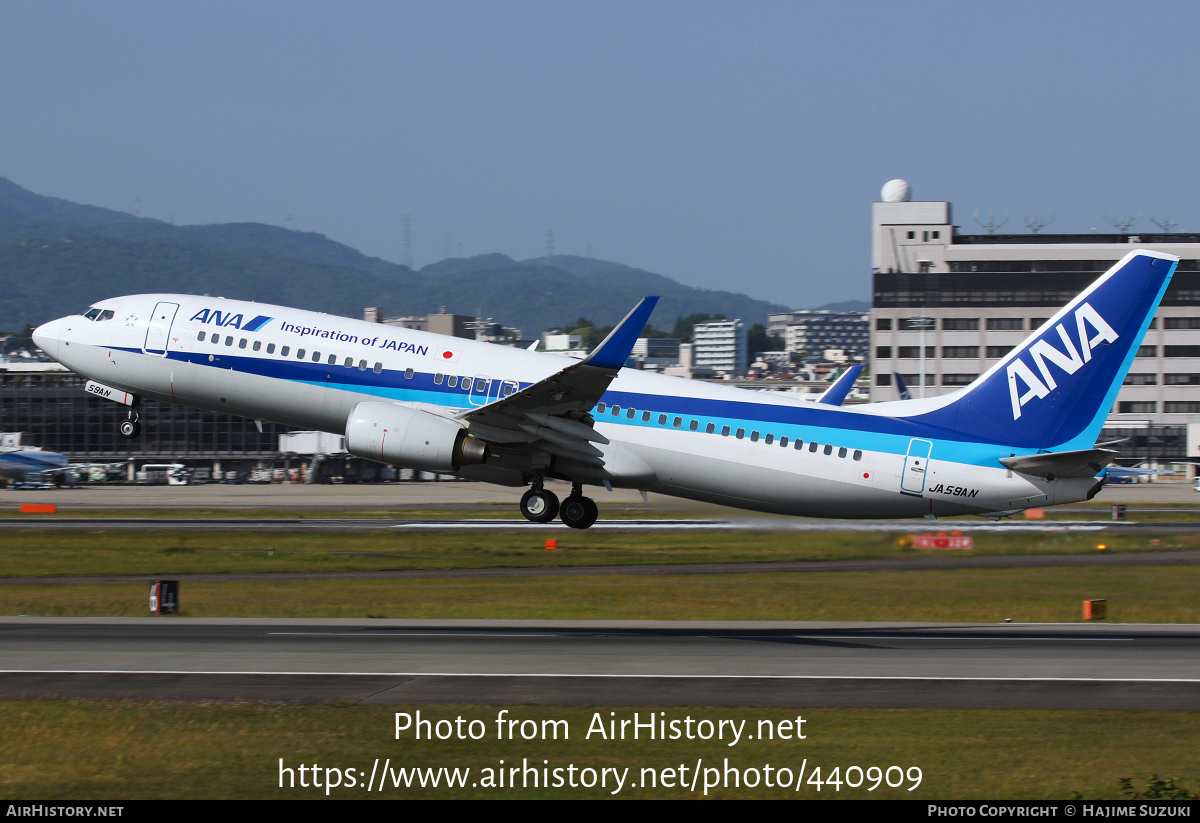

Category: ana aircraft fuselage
[32, 283, 1118, 525]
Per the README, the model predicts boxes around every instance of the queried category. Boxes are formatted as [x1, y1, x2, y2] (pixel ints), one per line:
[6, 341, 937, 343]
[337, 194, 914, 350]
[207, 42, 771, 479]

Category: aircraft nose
[32, 318, 64, 359]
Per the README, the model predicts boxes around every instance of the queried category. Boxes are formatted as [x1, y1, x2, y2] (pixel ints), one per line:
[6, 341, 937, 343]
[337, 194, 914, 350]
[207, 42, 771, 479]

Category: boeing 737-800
[31, 250, 1176, 528]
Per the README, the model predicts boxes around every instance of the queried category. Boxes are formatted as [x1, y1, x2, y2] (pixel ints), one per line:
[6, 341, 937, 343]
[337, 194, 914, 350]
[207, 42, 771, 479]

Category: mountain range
[0, 177, 821, 335]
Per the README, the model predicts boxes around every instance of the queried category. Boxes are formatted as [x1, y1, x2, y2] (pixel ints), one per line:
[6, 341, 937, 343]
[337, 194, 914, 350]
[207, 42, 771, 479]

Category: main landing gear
[118, 400, 141, 439]
[519, 483, 599, 529]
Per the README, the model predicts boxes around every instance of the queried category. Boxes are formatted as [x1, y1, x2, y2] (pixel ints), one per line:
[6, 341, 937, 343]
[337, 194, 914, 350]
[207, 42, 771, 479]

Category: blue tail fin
[893, 372, 911, 400]
[909, 250, 1177, 451]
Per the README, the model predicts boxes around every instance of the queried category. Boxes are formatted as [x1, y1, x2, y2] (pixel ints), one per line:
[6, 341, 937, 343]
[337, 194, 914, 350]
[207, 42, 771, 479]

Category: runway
[8, 515, 1200, 533]
[2, 618, 1197, 709]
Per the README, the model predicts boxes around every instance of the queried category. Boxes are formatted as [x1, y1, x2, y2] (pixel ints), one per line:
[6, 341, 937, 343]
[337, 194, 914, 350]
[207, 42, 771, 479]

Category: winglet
[817, 364, 863, 405]
[580, 296, 659, 370]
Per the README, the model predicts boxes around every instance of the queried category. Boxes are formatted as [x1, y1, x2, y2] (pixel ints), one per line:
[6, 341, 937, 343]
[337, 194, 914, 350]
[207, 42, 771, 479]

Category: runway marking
[0, 670, 1187, 682]
[266, 631, 1134, 642]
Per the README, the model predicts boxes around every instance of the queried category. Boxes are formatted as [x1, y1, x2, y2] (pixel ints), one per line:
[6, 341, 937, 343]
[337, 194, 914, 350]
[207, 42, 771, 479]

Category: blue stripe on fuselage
[109, 345, 1033, 470]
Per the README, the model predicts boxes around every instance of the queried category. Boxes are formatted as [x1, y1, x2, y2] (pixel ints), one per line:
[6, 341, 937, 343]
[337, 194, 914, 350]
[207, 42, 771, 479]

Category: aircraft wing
[457, 297, 658, 461]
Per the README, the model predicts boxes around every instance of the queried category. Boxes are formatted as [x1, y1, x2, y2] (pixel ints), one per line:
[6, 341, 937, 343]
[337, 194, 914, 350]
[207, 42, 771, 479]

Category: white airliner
[31, 250, 1176, 528]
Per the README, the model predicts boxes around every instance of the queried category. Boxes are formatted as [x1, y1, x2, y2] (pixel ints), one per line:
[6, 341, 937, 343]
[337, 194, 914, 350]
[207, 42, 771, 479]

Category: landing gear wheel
[520, 488, 560, 523]
[560, 495, 598, 529]
[119, 419, 141, 439]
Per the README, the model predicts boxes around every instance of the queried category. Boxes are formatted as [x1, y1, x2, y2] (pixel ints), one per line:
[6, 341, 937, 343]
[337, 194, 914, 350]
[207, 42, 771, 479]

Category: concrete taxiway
[1, 618, 1196, 709]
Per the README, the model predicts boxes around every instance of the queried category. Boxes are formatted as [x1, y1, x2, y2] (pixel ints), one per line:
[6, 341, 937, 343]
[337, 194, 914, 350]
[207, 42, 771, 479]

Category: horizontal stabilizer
[999, 448, 1118, 479]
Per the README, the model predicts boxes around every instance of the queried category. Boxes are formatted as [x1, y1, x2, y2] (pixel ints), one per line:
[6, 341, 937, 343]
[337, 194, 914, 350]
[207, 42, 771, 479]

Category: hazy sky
[3, 1, 1199, 308]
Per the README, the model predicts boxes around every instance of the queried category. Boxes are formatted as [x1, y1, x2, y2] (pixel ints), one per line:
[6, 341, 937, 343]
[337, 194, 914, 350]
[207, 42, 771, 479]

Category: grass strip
[2, 566, 1198, 622]
[1, 700, 1197, 799]
[0, 529, 1194, 579]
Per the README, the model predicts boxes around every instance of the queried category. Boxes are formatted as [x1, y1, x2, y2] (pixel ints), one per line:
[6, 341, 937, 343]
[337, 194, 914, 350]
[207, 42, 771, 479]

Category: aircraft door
[468, 375, 492, 406]
[143, 301, 179, 356]
[901, 438, 933, 495]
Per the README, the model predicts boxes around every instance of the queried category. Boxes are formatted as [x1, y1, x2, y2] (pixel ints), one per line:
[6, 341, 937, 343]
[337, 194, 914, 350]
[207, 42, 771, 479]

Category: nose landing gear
[118, 400, 141, 439]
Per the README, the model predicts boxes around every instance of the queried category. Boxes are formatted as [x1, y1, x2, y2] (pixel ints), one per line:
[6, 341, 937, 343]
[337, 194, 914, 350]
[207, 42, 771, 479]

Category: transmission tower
[973, 207, 1009, 234]
[402, 214, 412, 267]
[545, 229, 555, 257]
[1105, 213, 1141, 233]
[1149, 212, 1179, 233]
[1022, 211, 1055, 233]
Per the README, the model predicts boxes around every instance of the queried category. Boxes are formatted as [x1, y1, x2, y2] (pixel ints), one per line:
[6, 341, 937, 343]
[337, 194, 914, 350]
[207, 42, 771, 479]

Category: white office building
[693, 319, 747, 375]
[768, 310, 869, 357]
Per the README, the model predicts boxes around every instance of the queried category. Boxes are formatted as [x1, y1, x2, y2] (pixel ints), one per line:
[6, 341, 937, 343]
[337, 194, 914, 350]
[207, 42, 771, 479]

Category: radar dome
[881, 179, 912, 203]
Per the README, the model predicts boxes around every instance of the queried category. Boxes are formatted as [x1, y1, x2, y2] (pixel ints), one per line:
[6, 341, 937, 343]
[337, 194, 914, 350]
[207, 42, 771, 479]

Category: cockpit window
[97, 310, 114, 321]
[84, 308, 102, 321]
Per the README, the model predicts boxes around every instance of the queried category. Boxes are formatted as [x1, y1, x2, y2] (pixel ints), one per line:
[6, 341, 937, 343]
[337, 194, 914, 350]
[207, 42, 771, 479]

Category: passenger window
[705, 422, 715, 434]
[435, 373, 444, 385]
[239, 339, 247, 349]
[750, 431, 759, 442]
[345, 356, 354, 367]
[463, 378, 472, 391]
[824, 444, 833, 455]
[838, 447, 847, 458]
[267, 343, 276, 354]
[779, 436, 788, 447]
[627, 408, 635, 419]
[358, 360, 368, 371]
[504, 382, 516, 396]
[448, 375, 458, 387]
[721, 426, 730, 436]
[673, 417, 682, 428]
[405, 368, 414, 379]
[197, 331, 206, 341]
[612, 406, 621, 416]
[281, 346, 290, 357]
[809, 441, 818, 453]
[253, 341, 262, 352]
[795, 439, 804, 450]
[374, 362, 383, 374]
[735, 428, 745, 439]
[642, 411, 651, 422]
[597, 402, 606, 413]
[297, 348, 305, 358]
[312, 352, 321, 362]
[765, 434, 774, 444]
[328, 354, 337, 365]
[689, 420, 698, 431]
[853, 450, 862, 461]
[213, 335, 221, 345]
[658, 414, 667, 425]
[225, 336, 234, 346]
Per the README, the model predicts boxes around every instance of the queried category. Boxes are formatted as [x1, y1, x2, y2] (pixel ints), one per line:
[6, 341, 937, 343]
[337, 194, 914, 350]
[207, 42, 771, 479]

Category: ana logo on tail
[1006, 302, 1119, 420]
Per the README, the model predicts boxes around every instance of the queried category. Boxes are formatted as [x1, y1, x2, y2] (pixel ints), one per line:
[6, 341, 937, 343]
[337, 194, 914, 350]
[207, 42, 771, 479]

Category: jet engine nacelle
[344, 401, 487, 473]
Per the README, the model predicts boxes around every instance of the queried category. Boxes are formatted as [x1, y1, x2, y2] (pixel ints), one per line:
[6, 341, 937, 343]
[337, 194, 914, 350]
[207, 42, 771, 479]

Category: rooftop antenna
[1105, 212, 1140, 233]
[1149, 212, 1179, 233]
[132, 197, 142, 217]
[444, 233, 451, 258]
[402, 214, 412, 267]
[545, 229, 555, 257]
[973, 207, 1008, 234]
[1022, 211, 1055, 233]
[285, 214, 294, 231]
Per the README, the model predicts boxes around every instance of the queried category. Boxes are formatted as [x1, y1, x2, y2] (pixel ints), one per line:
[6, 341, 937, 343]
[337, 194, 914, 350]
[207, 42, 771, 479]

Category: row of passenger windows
[592, 402, 863, 461]
[193, 329, 517, 396]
